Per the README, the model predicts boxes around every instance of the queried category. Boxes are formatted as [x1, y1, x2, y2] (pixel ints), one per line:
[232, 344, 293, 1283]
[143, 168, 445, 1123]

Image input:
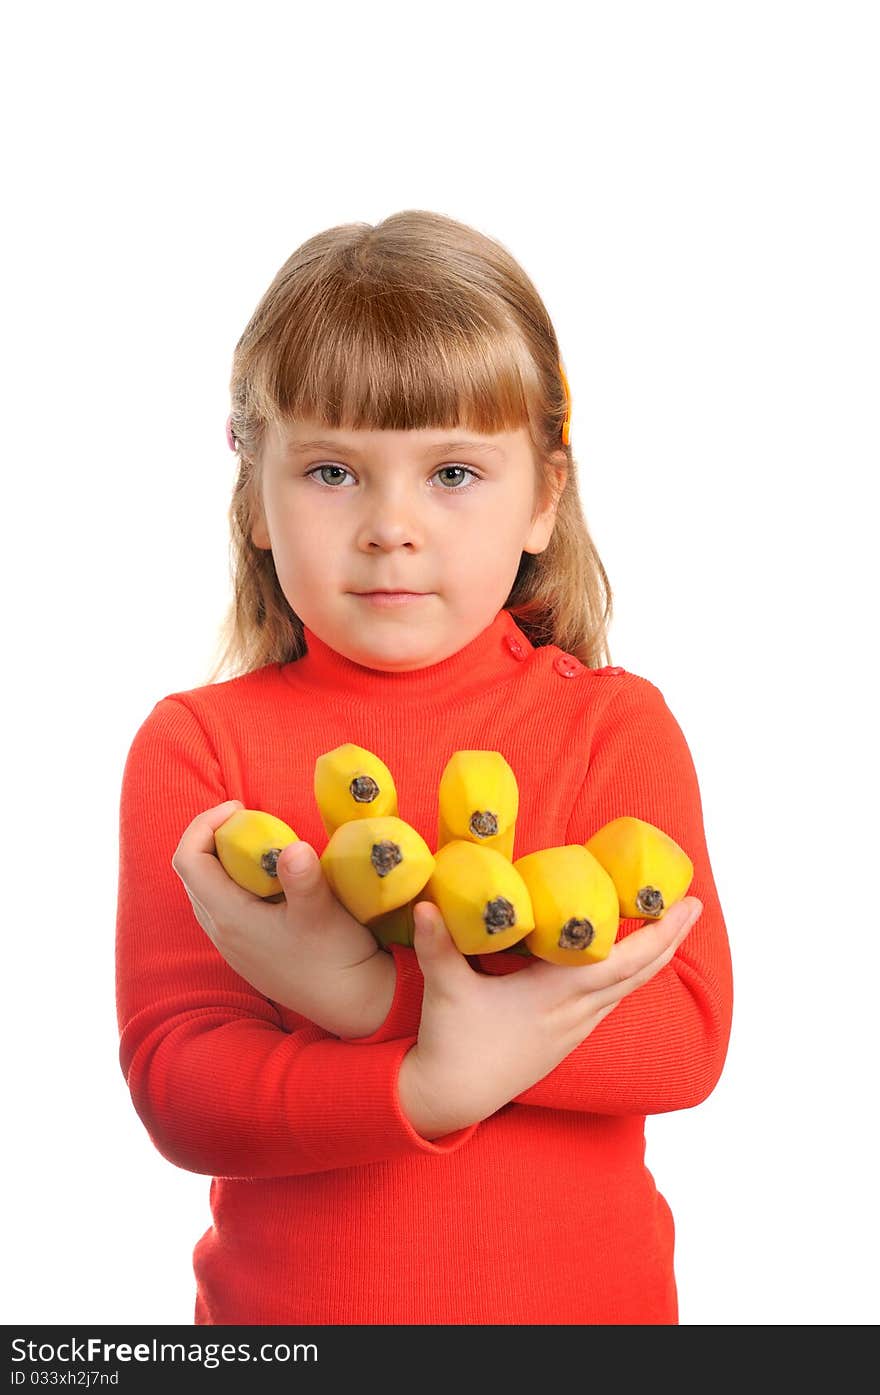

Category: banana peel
[436, 749, 519, 859]
[514, 844, 620, 965]
[320, 815, 434, 926]
[585, 816, 694, 919]
[422, 838, 533, 956]
[314, 743, 399, 838]
[214, 808, 300, 899]
[369, 899, 416, 950]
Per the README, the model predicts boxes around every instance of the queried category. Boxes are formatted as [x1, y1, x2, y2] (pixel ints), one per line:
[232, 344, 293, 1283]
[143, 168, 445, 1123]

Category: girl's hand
[171, 800, 396, 1040]
[397, 896, 704, 1139]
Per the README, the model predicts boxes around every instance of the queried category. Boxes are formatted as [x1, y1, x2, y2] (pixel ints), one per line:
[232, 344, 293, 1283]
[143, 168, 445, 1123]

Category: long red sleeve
[511, 676, 732, 1113]
[116, 697, 476, 1179]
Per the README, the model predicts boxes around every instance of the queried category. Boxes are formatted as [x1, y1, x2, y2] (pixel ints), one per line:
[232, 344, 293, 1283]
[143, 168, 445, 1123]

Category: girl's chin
[345, 632, 444, 671]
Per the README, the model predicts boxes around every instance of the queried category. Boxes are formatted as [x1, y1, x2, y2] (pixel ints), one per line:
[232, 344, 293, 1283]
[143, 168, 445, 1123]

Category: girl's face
[252, 418, 564, 672]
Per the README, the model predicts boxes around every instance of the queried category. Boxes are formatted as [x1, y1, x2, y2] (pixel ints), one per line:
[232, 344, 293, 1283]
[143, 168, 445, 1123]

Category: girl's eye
[432, 466, 480, 491]
[305, 464, 480, 491]
[307, 464, 355, 487]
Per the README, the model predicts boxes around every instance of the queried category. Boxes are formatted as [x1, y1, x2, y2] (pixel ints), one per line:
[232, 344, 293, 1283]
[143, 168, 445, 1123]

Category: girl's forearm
[333, 948, 398, 1040]
[396, 1048, 450, 1140]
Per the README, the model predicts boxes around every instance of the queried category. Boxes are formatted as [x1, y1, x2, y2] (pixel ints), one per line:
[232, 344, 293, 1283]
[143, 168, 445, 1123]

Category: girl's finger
[412, 902, 476, 985]
[557, 898, 703, 999]
[611, 899, 701, 979]
[170, 800, 259, 908]
[172, 800, 245, 863]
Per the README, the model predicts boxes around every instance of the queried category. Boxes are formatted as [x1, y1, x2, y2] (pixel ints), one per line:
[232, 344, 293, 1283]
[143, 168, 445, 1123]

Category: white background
[3, 0, 877, 1327]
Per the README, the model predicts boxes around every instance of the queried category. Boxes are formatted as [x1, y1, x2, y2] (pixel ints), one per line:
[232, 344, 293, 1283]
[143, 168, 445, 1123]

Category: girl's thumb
[413, 903, 459, 969]
[276, 841, 321, 888]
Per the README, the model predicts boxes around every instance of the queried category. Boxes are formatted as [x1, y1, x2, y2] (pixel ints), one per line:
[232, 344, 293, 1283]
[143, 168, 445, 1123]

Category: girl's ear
[250, 507, 271, 550]
[523, 456, 567, 555]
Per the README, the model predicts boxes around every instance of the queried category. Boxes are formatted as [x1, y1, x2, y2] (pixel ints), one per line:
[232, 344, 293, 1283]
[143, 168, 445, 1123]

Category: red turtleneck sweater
[115, 608, 732, 1325]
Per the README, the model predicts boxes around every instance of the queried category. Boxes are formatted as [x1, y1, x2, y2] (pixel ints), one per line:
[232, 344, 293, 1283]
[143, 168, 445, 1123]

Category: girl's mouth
[354, 592, 431, 607]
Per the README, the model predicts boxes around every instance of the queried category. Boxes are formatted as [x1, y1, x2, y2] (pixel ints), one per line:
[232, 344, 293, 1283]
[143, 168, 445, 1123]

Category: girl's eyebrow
[286, 438, 503, 458]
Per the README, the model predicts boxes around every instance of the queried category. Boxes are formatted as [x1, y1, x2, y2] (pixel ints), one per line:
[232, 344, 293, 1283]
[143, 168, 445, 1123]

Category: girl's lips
[354, 591, 431, 607]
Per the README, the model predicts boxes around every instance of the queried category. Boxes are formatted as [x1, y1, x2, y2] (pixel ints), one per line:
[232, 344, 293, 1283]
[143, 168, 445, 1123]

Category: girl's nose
[355, 485, 423, 551]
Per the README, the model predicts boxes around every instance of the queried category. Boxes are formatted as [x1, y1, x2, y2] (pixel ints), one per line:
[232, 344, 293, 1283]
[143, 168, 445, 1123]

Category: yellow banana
[422, 839, 534, 956]
[320, 815, 434, 926]
[314, 743, 399, 838]
[584, 816, 694, 919]
[436, 749, 519, 860]
[369, 900, 416, 950]
[214, 808, 300, 899]
[514, 844, 620, 966]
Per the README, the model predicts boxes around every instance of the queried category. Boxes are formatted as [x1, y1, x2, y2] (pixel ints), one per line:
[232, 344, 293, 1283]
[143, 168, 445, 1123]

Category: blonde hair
[205, 210, 613, 682]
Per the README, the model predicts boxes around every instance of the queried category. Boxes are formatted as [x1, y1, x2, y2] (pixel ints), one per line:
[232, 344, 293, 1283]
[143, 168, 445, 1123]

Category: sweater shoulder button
[504, 635, 527, 660]
[553, 654, 583, 678]
[595, 665, 625, 676]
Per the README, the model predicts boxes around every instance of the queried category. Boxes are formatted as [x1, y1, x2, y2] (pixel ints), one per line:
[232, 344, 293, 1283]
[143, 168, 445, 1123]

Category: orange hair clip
[559, 361, 572, 446]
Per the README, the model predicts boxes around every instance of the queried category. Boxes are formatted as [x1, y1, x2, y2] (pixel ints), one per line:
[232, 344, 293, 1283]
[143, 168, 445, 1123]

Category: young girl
[115, 209, 733, 1326]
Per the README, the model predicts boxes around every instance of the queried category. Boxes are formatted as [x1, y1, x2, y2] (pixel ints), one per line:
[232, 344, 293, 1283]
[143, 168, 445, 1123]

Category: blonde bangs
[237, 229, 545, 448]
[254, 312, 539, 441]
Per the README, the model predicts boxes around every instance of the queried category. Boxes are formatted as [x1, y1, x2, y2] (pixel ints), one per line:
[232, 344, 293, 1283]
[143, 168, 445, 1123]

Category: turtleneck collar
[282, 608, 535, 704]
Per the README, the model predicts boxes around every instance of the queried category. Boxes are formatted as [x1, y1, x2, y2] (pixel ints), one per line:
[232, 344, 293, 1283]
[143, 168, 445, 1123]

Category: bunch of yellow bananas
[213, 744, 694, 967]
